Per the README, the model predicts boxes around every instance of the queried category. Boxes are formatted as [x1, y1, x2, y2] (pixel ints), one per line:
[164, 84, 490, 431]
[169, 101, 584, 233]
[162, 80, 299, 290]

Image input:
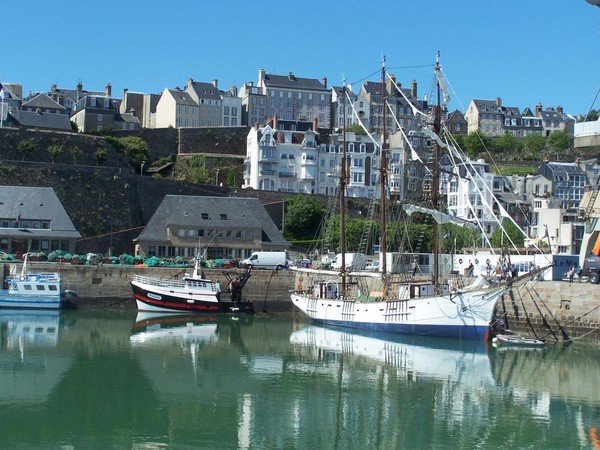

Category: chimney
[557, 105, 563, 114]
[273, 113, 278, 130]
[535, 103, 542, 116]
[123, 88, 128, 98]
[258, 68, 265, 84]
[51, 83, 57, 97]
[212, 79, 218, 88]
[105, 83, 112, 97]
[313, 116, 318, 132]
[322, 76, 327, 88]
[230, 84, 238, 96]
[254, 122, 260, 130]
[411, 80, 417, 98]
[77, 81, 83, 100]
[187, 77, 194, 89]
[386, 74, 396, 95]
[496, 97, 502, 108]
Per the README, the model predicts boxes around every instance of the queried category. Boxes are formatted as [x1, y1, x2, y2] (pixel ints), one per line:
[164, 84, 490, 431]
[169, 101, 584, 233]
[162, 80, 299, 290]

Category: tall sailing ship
[290, 54, 543, 340]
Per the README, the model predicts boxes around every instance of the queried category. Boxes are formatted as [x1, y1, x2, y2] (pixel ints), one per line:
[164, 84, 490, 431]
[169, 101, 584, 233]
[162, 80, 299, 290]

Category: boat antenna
[432, 51, 442, 291]
[380, 55, 388, 275]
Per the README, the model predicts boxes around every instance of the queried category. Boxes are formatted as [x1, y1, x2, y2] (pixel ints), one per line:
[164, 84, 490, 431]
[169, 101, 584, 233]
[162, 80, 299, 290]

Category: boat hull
[290, 286, 506, 340]
[131, 281, 254, 314]
[0, 292, 61, 310]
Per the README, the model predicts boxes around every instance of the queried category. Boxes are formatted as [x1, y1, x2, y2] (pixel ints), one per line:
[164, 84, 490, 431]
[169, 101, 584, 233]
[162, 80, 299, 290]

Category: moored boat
[0, 253, 76, 309]
[131, 254, 254, 314]
[290, 55, 546, 340]
[492, 333, 546, 347]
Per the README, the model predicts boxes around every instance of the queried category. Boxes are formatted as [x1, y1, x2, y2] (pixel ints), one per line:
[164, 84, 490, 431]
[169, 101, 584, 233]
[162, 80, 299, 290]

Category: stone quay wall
[2, 263, 297, 313]
[496, 277, 600, 343]
[4, 262, 600, 342]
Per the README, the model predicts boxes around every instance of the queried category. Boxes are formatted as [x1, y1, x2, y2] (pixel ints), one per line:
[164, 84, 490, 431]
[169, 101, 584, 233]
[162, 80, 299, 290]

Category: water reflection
[0, 310, 598, 449]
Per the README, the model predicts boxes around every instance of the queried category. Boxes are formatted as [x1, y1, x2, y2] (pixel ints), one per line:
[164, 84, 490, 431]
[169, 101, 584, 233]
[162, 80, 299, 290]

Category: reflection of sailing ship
[0, 310, 72, 403]
[290, 324, 493, 385]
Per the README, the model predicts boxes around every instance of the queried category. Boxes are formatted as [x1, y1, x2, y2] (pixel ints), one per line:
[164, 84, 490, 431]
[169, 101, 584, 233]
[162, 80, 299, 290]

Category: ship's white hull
[290, 285, 505, 340]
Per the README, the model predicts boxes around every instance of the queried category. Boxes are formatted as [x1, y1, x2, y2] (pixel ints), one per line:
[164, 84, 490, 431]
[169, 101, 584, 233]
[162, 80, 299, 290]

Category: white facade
[446, 159, 496, 233]
[244, 124, 381, 198]
[528, 197, 576, 254]
[153, 89, 199, 129]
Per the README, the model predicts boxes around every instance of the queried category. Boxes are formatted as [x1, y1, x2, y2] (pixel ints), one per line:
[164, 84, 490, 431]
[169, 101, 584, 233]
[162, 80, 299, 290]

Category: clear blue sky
[2, 0, 599, 117]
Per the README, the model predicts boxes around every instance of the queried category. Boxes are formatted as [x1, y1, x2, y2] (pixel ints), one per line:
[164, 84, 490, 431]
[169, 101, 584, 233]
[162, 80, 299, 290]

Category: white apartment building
[446, 159, 496, 233]
[243, 119, 380, 198]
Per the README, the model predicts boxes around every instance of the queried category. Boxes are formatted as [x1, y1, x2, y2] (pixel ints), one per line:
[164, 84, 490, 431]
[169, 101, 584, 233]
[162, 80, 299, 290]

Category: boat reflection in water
[0, 310, 72, 404]
[130, 312, 221, 346]
[290, 323, 494, 385]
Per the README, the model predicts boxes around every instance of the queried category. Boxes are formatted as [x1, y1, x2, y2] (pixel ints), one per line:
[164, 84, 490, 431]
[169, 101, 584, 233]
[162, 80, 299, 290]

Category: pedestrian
[568, 265, 575, 284]
[411, 259, 418, 276]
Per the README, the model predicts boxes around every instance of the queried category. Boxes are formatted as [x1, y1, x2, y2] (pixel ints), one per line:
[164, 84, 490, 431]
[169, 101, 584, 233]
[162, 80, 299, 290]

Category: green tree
[17, 139, 36, 161]
[190, 154, 211, 184]
[284, 195, 325, 241]
[48, 144, 64, 163]
[226, 168, 236, 187]
[491, 133, 521, 154]
[489, 220, 524, 248]
[547, 130, 572, 153]
[462, 131, 490, 158]
[119, 136, 150, 168]
[523, 134, 546, 160]
[347, 123, 367, 136]
[69, 146, 83, 164]
[94, 147, 108, 166]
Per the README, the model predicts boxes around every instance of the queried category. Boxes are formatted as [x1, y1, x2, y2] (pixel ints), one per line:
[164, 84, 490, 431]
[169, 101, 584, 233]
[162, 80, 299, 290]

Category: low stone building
[134, 195, 289, 260]
[0, 186, 81, 254]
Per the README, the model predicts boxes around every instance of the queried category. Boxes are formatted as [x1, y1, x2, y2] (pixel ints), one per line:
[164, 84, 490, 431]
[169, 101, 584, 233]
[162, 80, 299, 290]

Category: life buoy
[458, 258, 463, 264]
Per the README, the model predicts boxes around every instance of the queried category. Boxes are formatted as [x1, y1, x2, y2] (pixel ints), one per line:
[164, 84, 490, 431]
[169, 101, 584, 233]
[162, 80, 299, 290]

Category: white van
[242, 251, 288, 269]
[331, 253, 366, 271]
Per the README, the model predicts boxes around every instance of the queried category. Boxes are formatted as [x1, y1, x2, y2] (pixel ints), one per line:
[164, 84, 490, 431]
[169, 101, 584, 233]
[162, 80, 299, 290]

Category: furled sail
[402, 204, 476, 228]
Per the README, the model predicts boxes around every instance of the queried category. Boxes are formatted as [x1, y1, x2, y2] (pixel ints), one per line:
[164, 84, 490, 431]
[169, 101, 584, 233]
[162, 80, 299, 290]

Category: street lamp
[140, 160, 145, 176]
[215, 169, 220, 185]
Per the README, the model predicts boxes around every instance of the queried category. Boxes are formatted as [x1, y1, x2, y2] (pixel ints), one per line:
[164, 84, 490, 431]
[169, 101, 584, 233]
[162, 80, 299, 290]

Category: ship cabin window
[49, 285, 58, 291]
[24, 285, 32, 291]
[36, 285, 46, 291]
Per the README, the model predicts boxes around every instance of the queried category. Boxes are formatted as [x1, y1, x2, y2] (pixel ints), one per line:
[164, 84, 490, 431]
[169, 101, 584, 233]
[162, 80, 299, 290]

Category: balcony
[260, 169, 276, 176]
[279, 171, 296, 178]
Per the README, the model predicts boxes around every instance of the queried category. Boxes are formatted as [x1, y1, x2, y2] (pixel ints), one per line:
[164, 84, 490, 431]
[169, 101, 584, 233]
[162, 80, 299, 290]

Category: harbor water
[1, 308, 599, 449]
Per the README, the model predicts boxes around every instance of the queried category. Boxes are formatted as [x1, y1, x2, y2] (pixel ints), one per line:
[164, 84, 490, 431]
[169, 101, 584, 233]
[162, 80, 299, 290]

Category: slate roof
[22, 93, 66, 111]
[263, 73, 327, 92]
[187, 81, 221, 100]
[9, 109, 72, 131]
[136, 195, 288, 246]
[0, 186, 81, 238]
[165, 89, 198, 107]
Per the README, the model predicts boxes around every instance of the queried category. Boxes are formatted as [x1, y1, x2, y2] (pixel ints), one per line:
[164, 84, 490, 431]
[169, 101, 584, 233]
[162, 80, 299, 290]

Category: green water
[0, 309, 599, 449]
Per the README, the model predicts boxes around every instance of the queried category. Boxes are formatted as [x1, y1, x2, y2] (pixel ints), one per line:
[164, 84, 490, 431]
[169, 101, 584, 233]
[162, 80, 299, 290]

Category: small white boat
[0, 254, 75, 309]
[492, 333, 546, 347]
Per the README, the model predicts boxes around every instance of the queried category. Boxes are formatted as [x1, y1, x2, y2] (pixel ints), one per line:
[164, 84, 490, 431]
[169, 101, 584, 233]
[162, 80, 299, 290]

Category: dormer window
[201, 213, 209, 220]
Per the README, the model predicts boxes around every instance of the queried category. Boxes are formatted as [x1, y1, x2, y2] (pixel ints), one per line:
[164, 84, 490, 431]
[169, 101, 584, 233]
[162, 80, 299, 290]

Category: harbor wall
[1, 262, 297, 312]
[3, 262, 600, 342]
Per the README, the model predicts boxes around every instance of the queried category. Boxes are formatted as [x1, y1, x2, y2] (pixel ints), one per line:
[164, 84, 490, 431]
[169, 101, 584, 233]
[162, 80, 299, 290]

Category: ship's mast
[340, 83, 348, 297]
[380, 57, 388, 275]
[432, 52, 442, 290]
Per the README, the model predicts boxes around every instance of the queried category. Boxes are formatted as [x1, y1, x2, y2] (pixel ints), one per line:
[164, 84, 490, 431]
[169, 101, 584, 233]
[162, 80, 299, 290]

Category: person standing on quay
[568, 265, 575, 284]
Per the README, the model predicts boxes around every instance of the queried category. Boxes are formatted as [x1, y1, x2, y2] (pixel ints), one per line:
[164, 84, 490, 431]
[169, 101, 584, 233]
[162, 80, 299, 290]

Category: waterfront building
[0, 186, 81, 254]
[71, 93, 140, 132]
[134, 195, 289, 260]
